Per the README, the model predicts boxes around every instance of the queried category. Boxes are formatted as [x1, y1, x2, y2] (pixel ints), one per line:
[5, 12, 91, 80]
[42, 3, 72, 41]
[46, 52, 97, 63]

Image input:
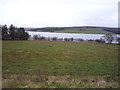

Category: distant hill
[25, 26, 119, 34]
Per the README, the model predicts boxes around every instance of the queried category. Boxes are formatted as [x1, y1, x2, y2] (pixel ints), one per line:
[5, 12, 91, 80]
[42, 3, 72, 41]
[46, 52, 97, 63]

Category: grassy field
[54, 30, 112, 34]
[54, 28, 113, 34]
[30, 28, 113, 34]
[2, 41, 119, 88]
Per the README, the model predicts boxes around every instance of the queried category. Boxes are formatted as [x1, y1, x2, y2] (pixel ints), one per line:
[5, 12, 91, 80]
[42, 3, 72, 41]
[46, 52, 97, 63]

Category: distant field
[53, 28, 113, 34]
[32, 28, 113, 34]
[2, 41, 119, 88]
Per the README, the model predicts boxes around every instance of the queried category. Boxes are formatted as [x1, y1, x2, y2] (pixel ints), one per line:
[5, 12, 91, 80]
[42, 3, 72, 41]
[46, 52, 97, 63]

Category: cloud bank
[0, 0, 119, 27]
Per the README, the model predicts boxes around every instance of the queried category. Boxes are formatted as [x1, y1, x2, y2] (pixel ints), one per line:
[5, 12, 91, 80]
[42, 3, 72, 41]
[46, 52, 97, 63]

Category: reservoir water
[28, 31, 105, 40]
[27, 31, 120, 43]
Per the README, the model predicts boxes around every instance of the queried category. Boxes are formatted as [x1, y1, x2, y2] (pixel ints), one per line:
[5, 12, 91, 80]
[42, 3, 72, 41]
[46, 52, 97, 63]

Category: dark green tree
[17, 28, 29, 40]
[9, 24, 16, 40]
[2, 24, 29, 40]
[2, 24, 9, 40]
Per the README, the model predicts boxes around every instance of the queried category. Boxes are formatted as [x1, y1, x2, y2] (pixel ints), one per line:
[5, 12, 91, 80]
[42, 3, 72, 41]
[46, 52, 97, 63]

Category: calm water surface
[27, 31, 120, 43]
[28, 31, 105, 40]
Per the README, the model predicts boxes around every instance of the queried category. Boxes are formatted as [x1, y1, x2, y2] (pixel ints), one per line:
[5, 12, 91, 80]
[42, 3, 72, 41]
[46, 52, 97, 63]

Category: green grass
[54, 29, 112, 34]
[3, 41, 118, 76]
[8, 82, 28, 88]
[32, 28, 113, 34]
[2, 41, 119, 88]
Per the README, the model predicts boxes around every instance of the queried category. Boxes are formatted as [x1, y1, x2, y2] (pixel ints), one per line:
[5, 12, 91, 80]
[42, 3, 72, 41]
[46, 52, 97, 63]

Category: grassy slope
[54, 30, 112, 34]
[54, 28, 113, 34]
[2, 41, 119, 88]
[30, 28, 113, 34]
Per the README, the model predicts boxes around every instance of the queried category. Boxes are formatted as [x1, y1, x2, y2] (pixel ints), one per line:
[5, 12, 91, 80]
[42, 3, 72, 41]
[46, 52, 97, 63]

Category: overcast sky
[0, 0, 119, 27]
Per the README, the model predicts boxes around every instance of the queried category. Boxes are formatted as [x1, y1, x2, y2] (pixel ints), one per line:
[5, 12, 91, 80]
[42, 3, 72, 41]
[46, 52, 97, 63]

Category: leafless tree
[103, 34, 114, 44]
[117, 37, 120, 44]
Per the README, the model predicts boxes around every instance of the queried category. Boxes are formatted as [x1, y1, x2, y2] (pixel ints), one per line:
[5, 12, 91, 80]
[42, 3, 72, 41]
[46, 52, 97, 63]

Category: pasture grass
[33, 28, 113, 34]
[51, 28, 113, 34]
[2, 41, 119, 88]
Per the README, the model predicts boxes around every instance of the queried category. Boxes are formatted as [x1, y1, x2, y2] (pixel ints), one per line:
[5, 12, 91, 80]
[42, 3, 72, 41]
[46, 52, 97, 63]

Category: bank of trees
[1, 24, 29, 40]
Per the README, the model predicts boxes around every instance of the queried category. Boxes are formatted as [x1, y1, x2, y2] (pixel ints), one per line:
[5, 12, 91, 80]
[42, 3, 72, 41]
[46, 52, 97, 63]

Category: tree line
[1, 24, 120, 44]
[1, 24, 29, 40]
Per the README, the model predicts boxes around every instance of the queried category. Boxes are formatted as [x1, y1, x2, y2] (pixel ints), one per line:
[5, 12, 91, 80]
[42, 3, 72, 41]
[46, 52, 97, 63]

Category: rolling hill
[25, 26, 119, 34]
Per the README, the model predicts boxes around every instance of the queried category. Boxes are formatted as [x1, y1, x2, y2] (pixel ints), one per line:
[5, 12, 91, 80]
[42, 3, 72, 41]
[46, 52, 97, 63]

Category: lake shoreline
[27, 31, 120, 44]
